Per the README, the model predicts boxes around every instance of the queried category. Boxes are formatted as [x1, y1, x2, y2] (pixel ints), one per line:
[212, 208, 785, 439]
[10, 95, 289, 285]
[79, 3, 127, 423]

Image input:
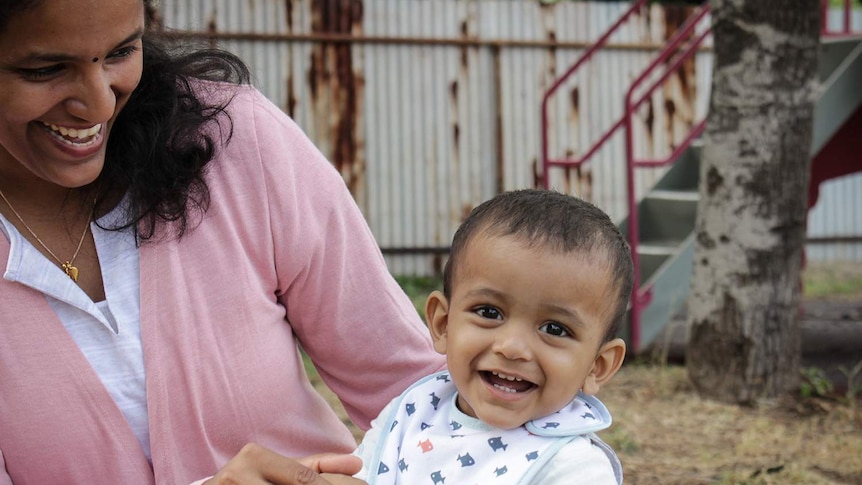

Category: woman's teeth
[47, 123, 102, 139]
[42, 122, 102, 147]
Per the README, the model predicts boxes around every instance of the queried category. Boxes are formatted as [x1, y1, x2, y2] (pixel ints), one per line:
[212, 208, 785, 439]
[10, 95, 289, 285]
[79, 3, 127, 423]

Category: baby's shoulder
[535, 433, 622, 484]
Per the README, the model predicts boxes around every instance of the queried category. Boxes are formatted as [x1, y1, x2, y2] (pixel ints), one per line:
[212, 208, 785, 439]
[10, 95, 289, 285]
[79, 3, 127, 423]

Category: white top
[0, 202, 149, 461]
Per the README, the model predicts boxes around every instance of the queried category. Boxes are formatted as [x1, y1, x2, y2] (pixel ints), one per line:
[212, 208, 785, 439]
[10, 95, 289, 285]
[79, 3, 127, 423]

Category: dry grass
[600, 363, 862, 485]
[599, 261, 862, 484]
[803, 262, 862, 302]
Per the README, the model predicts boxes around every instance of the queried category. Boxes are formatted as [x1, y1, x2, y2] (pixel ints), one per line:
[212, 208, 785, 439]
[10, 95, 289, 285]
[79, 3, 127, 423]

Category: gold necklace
[0, 187, 93, 282]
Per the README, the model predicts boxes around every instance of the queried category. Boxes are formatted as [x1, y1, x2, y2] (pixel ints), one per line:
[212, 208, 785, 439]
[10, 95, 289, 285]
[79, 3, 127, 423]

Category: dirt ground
[599, 364, 861, 484]
[309, 262, 862, 484]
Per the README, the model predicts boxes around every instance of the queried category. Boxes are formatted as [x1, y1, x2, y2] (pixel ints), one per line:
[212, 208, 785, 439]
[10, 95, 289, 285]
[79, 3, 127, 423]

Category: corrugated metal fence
[155, 1, 861, 274]
[809, 8, 862, 262]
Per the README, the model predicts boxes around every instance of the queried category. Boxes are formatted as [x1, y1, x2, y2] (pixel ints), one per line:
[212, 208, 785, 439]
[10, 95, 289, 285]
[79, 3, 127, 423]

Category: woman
[0, 1, 444, 483]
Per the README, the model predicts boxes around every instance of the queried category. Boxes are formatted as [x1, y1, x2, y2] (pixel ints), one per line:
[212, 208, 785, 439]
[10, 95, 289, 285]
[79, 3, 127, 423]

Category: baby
[355, 189, 633, 484]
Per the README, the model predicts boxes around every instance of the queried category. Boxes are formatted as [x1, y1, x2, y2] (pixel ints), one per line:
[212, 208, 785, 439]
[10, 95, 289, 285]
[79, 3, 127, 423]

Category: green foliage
[799, 367, 834, 398]
[600, 426, 640, 454]
[807, 275, 862, 298]
[802, 265, 862, 300]
[394, 275, 443, 318]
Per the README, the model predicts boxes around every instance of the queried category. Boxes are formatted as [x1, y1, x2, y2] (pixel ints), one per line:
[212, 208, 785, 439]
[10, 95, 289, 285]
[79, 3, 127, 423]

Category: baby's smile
[481, 370, 537, 394]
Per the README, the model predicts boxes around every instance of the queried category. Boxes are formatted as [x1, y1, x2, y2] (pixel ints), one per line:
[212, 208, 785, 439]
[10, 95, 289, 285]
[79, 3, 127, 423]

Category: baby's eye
[539, 322, 570, 337]
[474, 306, 502, 320]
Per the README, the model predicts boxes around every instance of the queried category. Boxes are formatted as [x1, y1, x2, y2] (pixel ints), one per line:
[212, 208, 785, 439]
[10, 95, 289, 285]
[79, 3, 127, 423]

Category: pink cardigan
[0, 84, 445, 484]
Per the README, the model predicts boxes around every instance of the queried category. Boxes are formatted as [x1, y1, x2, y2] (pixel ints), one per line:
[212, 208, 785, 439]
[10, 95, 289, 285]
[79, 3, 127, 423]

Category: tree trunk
[686, 0, 821, 404]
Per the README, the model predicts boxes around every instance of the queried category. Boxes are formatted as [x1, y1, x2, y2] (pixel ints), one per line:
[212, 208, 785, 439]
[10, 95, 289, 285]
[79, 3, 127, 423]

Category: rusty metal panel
[809, 0, 862, 264]
[156, 0, 862, 271]
[825, 6, 862, 33]
[808, 173, 862, 262]
[154, 1, 726, 275]
[158, 1, 293, 110]
[360, 0, 496, 275]
[539, 2, 712, 223]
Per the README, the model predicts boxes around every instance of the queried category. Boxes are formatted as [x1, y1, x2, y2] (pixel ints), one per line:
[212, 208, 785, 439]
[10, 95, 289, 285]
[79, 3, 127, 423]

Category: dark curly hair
[0, 0, 40, 32]
[1, 0, 251, 240]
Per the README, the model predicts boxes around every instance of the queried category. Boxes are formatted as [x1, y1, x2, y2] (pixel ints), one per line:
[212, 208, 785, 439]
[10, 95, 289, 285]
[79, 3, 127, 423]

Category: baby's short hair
[442, 189, 634, 341]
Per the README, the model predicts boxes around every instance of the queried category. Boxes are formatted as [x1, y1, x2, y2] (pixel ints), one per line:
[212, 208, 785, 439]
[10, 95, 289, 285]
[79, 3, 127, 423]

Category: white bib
[365, 371, 620, 484]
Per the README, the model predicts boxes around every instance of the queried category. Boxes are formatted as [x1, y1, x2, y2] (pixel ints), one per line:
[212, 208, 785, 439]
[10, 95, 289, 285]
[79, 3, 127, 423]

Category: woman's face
[0, 0, 145, 190]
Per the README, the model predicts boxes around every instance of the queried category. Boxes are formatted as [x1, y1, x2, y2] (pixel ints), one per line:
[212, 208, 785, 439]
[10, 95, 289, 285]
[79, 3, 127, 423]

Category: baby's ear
[582, 338, 626, 395]
[425, 290, 450, 355]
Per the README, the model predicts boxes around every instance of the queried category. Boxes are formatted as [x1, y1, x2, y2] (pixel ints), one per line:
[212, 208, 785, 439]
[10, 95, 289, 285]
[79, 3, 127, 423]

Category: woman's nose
[65, 67, 117, 122]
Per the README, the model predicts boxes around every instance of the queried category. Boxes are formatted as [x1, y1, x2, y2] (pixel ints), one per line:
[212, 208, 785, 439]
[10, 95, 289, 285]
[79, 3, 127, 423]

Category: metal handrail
[625, 23, 711, 168]
[540, 0, 711, 352]
[540, 0, 708, 179]
[622, 5, 711, 351]
[540, 0, 652, 189]
[542, 0, 857, 351]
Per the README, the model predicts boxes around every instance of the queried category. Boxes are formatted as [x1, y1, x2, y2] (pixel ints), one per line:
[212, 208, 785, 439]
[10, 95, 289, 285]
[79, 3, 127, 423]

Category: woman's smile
[0, 0, 143, 190]
[37, 121, 105, 155]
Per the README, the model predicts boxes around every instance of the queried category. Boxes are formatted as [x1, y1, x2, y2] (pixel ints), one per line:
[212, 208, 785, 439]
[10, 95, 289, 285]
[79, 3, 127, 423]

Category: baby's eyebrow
[464, 288, 506, 300]
[541, 304, 588, 328]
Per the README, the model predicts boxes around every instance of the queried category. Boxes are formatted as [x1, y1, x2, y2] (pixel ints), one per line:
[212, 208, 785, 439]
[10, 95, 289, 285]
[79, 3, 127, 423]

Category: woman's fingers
[205, 443, 335, 485]
[319, 473, 367, 485]
[298, 454, 362, 476]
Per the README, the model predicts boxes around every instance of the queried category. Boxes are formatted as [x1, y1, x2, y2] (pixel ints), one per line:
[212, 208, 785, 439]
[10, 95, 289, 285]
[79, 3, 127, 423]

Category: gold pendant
[62, 262, 79, 282]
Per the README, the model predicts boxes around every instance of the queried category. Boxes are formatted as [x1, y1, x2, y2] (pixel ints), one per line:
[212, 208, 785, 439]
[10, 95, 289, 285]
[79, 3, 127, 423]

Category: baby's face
[430, 234, 616, 430]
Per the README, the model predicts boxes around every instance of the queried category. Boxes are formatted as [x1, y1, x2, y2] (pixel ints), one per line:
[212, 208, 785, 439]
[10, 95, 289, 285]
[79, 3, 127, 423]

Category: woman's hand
[319, 474, 367, 485]
[303, 454, 366, 484]
[204, 443, 365, 484]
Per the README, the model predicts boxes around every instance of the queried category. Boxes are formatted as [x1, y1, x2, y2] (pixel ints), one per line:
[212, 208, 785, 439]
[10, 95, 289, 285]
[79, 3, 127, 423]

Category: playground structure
[540, 0, 862, 354]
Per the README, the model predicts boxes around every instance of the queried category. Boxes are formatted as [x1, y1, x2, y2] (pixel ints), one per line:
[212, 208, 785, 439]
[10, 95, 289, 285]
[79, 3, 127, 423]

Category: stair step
[646, 190, 700, 203]
[637, 251, 672, 285]
[653, 143, 702, 192]
[636, 196, 699, 243]
[638, 243, 679, 256]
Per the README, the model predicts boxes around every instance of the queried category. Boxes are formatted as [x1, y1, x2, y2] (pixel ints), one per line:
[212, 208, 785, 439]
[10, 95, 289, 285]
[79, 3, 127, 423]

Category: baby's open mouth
[481, 371, 537, 394]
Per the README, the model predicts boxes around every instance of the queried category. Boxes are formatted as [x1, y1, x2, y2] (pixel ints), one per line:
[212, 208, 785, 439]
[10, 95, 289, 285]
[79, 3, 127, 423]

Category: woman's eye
[19, 65, 63, 80]
[475, 306, 502, 320]
[109, 45, 140, 60]
[539, 322, 570, 337]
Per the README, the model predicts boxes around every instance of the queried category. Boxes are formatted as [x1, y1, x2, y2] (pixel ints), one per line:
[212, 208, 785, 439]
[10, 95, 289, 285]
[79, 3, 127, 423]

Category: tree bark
[686, 0, 821, 404]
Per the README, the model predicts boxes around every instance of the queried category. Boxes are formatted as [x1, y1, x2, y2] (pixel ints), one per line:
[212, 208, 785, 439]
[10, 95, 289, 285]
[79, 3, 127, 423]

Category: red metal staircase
[541, 0, 862, 353]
